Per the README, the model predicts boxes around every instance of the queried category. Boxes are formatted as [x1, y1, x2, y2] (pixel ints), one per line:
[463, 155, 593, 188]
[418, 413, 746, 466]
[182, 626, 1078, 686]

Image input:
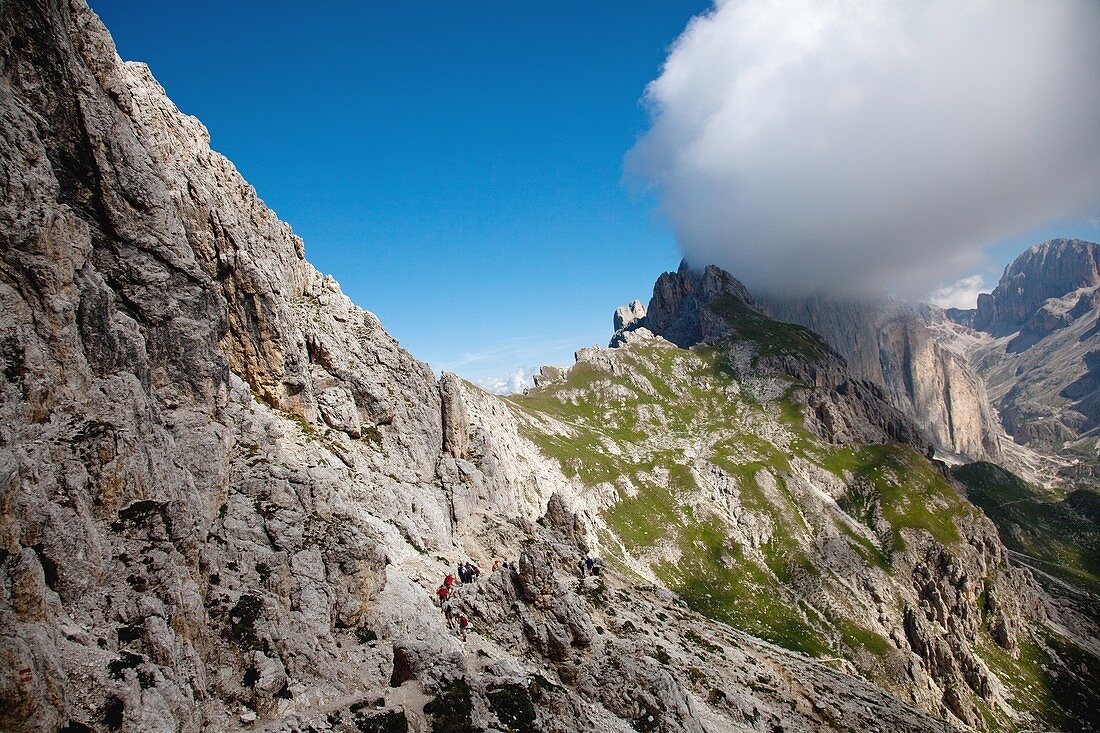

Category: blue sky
[90, 1, 1098, 390]
[90, 0, 710, 390]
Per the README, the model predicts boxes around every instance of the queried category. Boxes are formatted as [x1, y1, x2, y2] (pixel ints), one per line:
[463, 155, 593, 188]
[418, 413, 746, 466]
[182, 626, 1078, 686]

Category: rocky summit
[1, 2, 1097, 733]
[930, 239, 1100, 487]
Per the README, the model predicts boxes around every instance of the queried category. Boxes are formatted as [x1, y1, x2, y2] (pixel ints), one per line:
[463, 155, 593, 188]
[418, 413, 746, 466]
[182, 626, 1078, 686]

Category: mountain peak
[642, 260, 756, 348]
[969, 238, 1100, 336]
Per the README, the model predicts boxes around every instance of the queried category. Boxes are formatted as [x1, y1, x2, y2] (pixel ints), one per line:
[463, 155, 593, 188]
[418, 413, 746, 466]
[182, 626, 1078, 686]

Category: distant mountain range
[933, 239, 1100, 486]
[732, 239, 1099, 490]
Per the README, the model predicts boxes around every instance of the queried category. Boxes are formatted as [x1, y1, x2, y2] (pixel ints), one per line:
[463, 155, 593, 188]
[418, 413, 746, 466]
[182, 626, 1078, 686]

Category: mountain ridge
[952, 238, 1100, 338]
[930, 238, 1100, 486]
[1, 2, 1097, 732]
[606, 261, 1002, 464]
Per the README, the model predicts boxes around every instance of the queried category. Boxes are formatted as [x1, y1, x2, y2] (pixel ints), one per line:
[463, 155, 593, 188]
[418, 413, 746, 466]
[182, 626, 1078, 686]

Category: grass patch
[976, 626, 1099, 732]
[819, 444, 968, 549]
[706, 295, 830, 361]
[657, 521, 831, 658]
[836, 618, 893, 656]
[605, 482, 684, 549]
[507, 340, 980, 671]
[952, 462, 1100, 607]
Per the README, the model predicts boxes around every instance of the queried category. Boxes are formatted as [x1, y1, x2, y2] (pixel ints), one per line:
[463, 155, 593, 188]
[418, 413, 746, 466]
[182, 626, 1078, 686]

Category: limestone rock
[609, 299, 659, 348]
[532, 365, 567, 388]
[934, 239, 1100, 484]
[613, 299, 647, 332]
[0, 3, 1093, 733]
[316, 386, 361, 437]
[439, 372, 469, 460]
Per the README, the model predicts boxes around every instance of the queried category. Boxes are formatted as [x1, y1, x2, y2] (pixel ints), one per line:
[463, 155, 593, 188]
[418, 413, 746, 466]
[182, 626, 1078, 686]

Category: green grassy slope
[503, 309, 1099, 731]
[952, 461, 1100, 611]
[705, 294, 831, 361]
[508, 340, 975, 660]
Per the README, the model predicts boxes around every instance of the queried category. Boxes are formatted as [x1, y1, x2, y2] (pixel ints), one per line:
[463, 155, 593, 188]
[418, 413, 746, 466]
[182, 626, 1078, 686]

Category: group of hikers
[433, 555, 601, 641]
[435, 561, 482, 640]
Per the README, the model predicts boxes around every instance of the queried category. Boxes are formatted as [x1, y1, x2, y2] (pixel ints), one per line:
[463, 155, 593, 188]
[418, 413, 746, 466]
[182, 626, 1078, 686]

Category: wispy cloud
[476, 367, 537, 395]
[928, 274, 987, 310]
[427, 335, 576, 395]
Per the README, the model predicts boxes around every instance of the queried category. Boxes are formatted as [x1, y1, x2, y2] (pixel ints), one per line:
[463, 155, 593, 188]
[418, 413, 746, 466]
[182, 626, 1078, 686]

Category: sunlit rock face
[0, 2, 1096, 733]
[965, 239, 1100, 338]
[751, 294, 1003, 464]
[935, 239, 1100, 486]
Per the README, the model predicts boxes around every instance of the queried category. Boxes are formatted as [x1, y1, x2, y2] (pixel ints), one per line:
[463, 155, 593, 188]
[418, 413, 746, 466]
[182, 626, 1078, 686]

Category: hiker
[457, 614, 469, 641]
[585, 556, 595, 575]
[466, 562, 480, 581]
[442, 600, 455, 626]
[492, 560, 500, 572]
[457, 564, 468, 584]
[436, 584, 449, 606]
[577, 560, 587, 578]
[444, 573, 455, 588]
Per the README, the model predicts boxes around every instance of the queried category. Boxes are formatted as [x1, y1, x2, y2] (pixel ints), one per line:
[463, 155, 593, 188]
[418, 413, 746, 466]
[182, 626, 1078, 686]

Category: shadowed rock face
[644, 261, 756, 348]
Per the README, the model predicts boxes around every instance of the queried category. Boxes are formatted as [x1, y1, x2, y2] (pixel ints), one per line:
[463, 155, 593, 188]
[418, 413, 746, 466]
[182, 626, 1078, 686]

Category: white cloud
[928, 274, 987, 310]
[508, 367, 535, 393]
[476, 367, 537, 395]
[432, 335, 573, 394]
[629, 0, 1100, 301]
[475, 376, 509, 394]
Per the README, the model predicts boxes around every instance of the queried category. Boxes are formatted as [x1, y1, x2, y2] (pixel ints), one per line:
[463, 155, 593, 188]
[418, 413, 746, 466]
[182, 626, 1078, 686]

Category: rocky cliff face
[641, 263, 755, 348]
[0, 1, 471, 729]
[935, 239, 1100, 485]
[961, 239, 1100, 338]
[1, 2, 1096, 732]
[617, 262, 934, 453]
[755, 296, 1003, 463]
